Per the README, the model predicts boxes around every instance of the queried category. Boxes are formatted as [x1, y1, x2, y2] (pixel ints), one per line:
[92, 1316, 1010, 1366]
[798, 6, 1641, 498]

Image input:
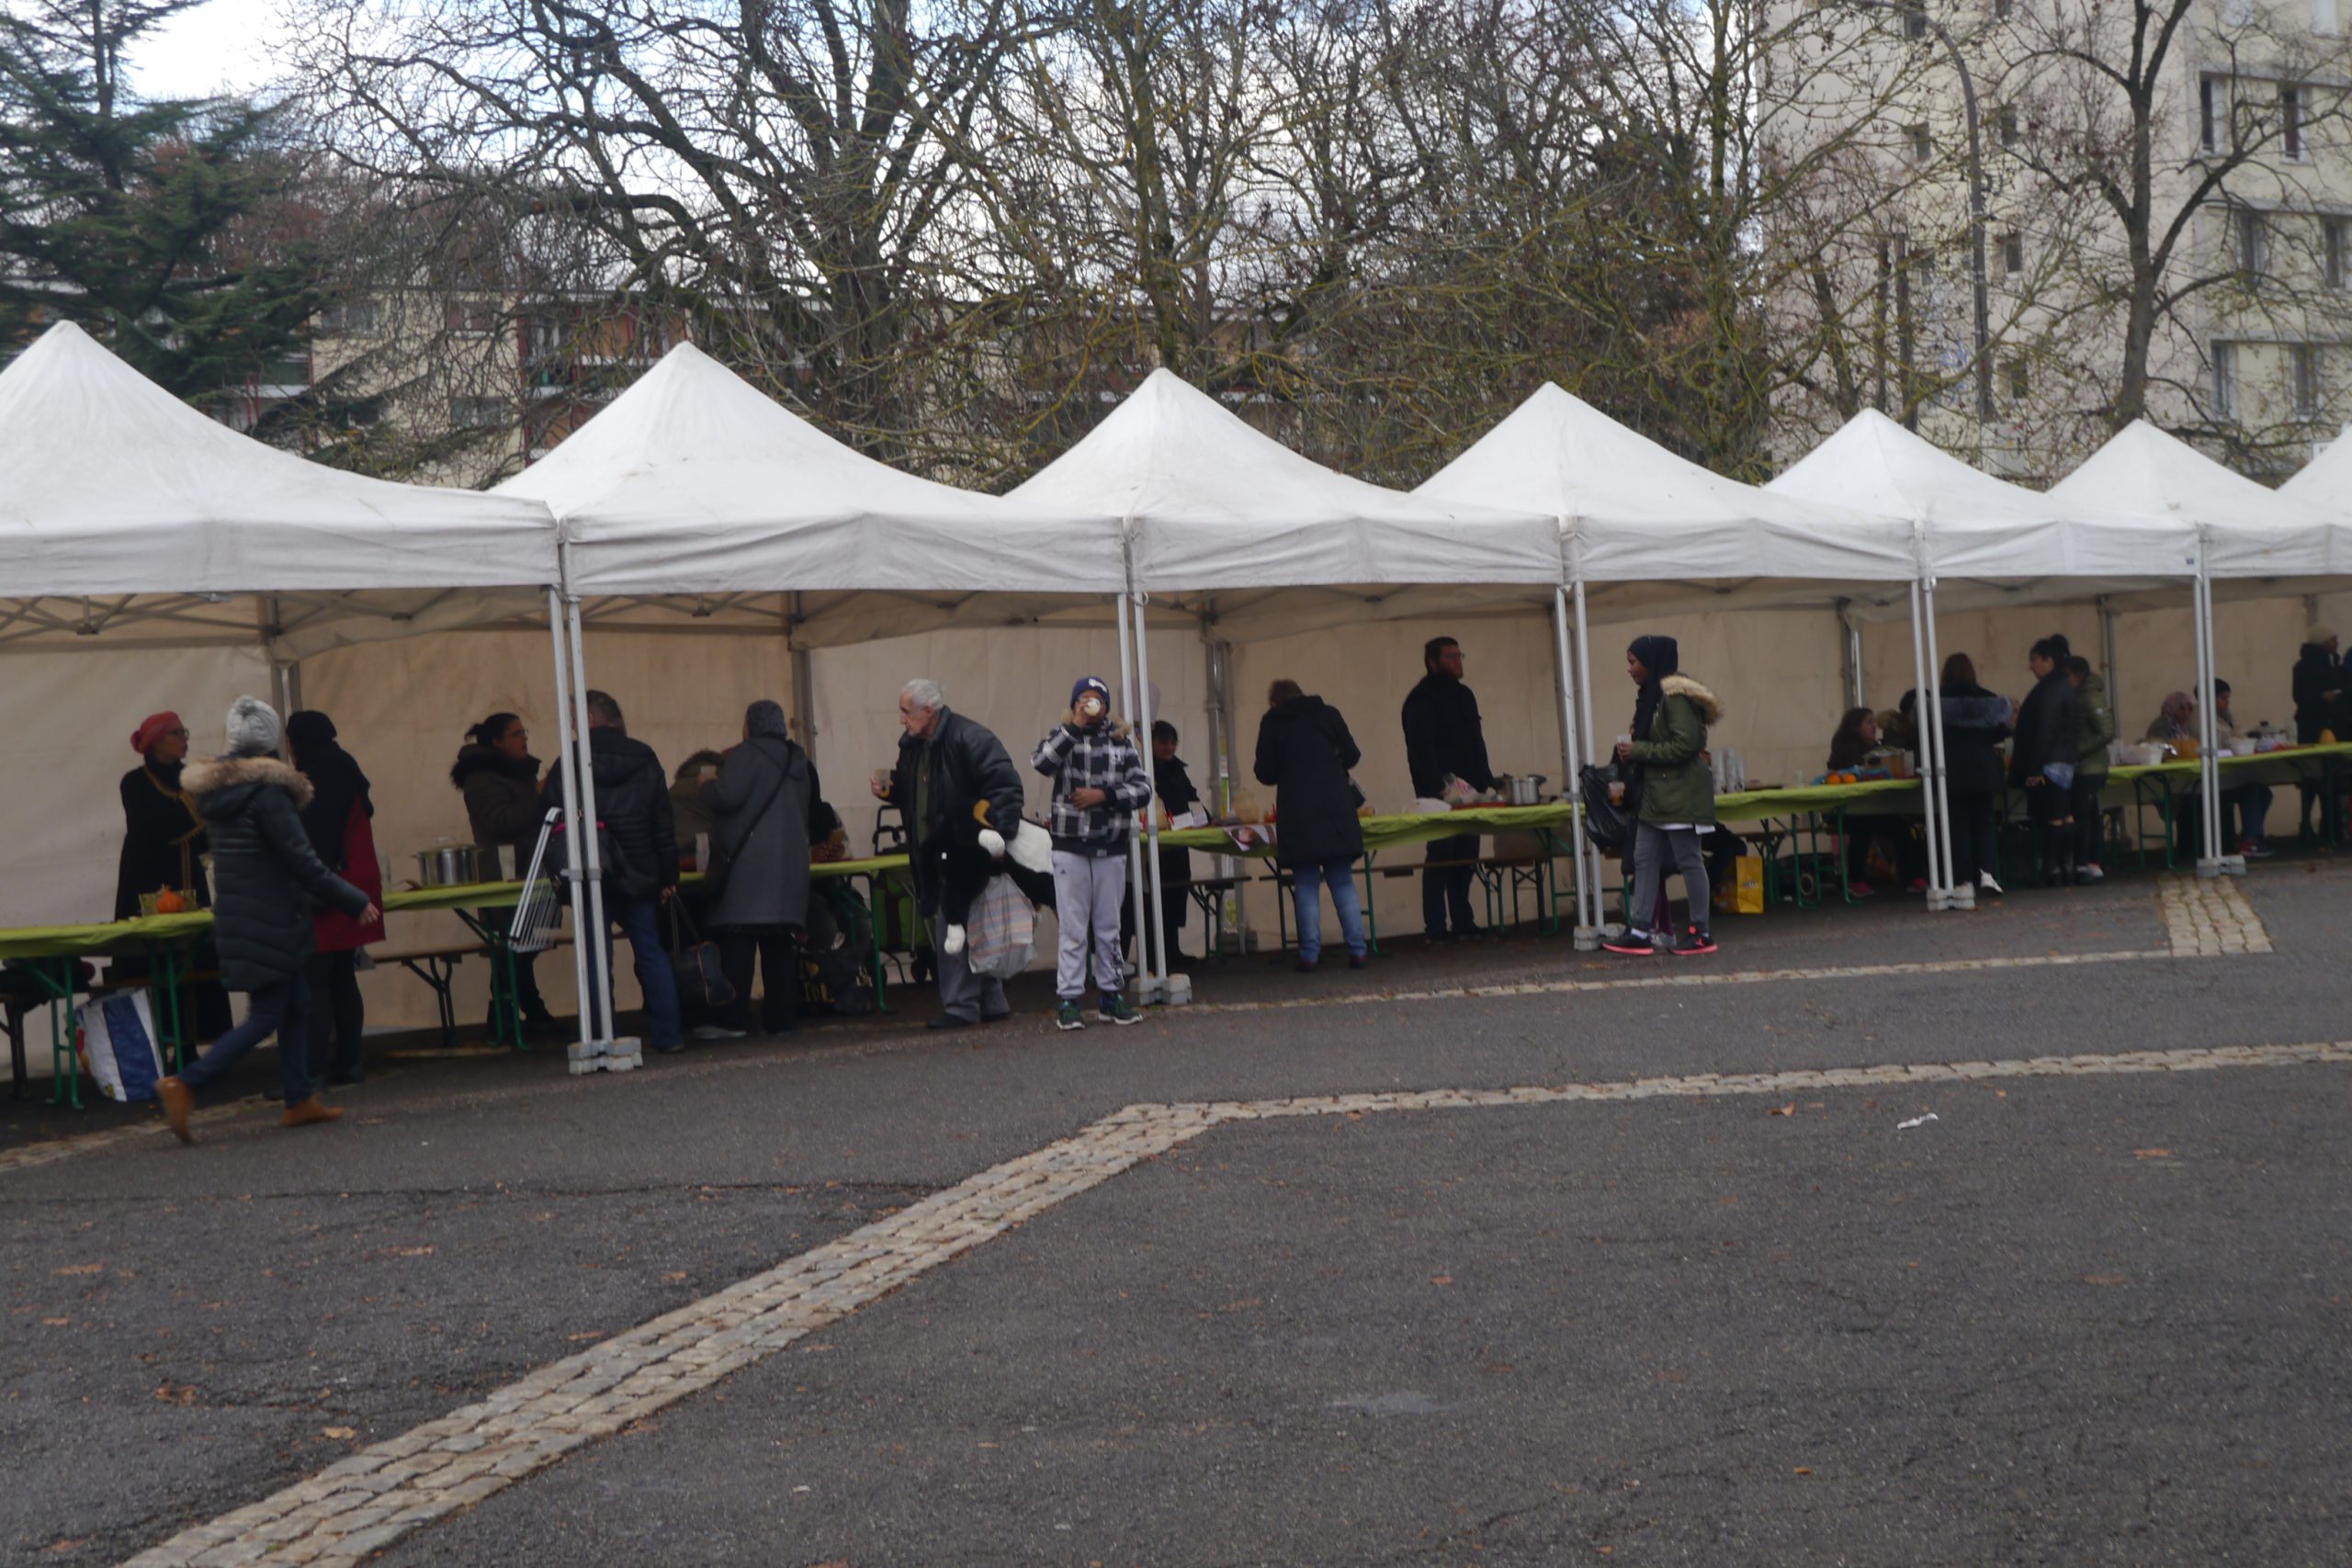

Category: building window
[1996, 105, 2020, 147]
[2328, 219, 2347, 289]
[450, 396, 507, 430]
[2293, 344, 2320, 420]
[2200, 76, 2221, 152]
[316, 299, 380, 336]
[447, 303, 501, 337]
[2319, 0, 2341, 38]
[2214, 342, 2238, 420]
[2239, 209, 2267, 286]
[1907, 121, 1932, 162]
[1901, 2, 1928, 39]
[2006, 357, 2030, 403]
[2002, 232, 2024, 273]
[2282, 85, 2304, 159]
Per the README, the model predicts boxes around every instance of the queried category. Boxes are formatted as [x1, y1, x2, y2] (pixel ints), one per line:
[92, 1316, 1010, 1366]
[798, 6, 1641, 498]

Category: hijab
[1626, 635, 1680, 745]
[2155, 691, 2195, 739]
[288, 710, 373, 863]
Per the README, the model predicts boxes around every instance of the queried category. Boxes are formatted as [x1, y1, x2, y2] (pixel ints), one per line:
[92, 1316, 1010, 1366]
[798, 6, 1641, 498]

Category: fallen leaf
[2132, 1147, 2172, 1159]
[153, 1383, 198, 1405]
[1430, 1275, 1453, 1286]
[2081, 1273, 2128, 1287]
[383, 1246, 434, 1258]
[41, 1317, 68, 1326]
[322, 1427, 357, 1439]
[52, 1264, 103, 1277]
[563, 1331, 606, 1343]
[662, 1271, 689, 1281]
[44, 1540, 85, 1553]
[1768, 1103, 1795, 1117]
[1219, 1299, 1261, 1313]
[976, 1440, 999, 1449]
[1792, 1466, 1813, 1475]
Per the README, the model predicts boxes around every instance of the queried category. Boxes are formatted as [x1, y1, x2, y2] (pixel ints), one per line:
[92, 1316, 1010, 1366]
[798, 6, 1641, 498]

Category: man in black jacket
[543, 691, 683, 1053]
[871, 678, 1028, 1029]
[1401, 637, 1496, 941]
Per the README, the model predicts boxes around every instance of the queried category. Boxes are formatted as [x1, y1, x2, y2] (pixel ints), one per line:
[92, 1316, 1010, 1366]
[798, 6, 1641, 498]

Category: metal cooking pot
[1501, 773, 1546, 807]
[414, 844, 482, 887]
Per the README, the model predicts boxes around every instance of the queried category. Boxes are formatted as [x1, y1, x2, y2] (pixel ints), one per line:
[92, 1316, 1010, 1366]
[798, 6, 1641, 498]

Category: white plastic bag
[964, 874, 1036, 978]
[75, 990, 165, 1103]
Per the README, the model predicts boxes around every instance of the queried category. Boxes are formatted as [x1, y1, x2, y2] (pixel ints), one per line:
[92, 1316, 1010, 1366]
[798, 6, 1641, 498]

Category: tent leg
[1919, 580, 1966, 908]
[546, 589, 596, 1058]
[2192, 557, 2235, 876]
[1114, 592, 1155, 1002]
[1572, 578, 1606, 933]
[565, 593, 616, 1046]
[787, 592, 818, 764]
[1133, 592, 1179, 1003]
[1553, 586, 1599, 949]
[1905, 578, 1950, 911]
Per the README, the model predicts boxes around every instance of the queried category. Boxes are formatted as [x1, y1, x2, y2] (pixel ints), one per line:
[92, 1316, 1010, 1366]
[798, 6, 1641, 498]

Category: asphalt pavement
[4, 858, 2347, 1564]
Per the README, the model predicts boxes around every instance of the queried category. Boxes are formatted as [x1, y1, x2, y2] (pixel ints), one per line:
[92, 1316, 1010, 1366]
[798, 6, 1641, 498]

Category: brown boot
[282, 1098, 345, 1129]
[157, 1077, 195, 1145]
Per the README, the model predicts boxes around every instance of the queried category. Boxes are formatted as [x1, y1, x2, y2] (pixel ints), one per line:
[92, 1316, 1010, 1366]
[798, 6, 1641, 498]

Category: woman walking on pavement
[1604, 635, 1721, 957]
[156, 698, 377, 1143]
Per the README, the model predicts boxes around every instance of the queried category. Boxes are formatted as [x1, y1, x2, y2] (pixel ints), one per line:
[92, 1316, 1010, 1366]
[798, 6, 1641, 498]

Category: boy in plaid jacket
[1032, 676, 1153, 1029]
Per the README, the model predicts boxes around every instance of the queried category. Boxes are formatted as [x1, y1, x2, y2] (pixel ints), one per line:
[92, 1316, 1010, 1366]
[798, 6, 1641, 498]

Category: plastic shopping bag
[965, 874, 1037, 978]
[75, 990, 166, 1103]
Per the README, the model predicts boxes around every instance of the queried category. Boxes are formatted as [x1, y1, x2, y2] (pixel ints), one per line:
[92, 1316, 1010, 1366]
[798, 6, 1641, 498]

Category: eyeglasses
[164, 728, 187, 739]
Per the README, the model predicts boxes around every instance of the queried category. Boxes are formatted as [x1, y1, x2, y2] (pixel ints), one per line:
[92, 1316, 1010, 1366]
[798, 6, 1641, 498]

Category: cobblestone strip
[122, 1039, 2351, 1567]
[2158, 873, 2275, 957]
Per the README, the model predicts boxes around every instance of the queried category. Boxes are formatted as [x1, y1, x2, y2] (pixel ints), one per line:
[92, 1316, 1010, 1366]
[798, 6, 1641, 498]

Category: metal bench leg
[29, 960, 80, 1110]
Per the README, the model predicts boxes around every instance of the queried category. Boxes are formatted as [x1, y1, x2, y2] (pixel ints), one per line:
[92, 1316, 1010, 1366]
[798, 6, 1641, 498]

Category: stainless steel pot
[413, 844, 482, 887]
[1501, 773, 1546, 807]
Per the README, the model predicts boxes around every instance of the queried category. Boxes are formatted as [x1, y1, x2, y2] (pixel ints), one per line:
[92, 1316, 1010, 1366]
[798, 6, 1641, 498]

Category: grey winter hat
[225, 694, 284, 756]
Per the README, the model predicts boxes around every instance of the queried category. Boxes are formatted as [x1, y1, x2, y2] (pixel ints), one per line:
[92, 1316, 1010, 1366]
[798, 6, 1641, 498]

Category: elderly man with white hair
[871, 678, 1030, 1029]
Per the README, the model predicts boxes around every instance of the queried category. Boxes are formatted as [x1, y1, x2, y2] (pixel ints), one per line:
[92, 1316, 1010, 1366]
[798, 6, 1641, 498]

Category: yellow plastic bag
[1713, 854, 1766, 915]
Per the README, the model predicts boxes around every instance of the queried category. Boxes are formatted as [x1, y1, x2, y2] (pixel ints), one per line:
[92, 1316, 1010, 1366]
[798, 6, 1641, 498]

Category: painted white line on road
[122, 1037, 2351, 1568]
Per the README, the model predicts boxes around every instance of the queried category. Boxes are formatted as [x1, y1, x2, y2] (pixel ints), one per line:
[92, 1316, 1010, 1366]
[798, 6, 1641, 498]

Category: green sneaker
[1055, 999, 1086, 1032]
[1097, 993, 1141, 1027]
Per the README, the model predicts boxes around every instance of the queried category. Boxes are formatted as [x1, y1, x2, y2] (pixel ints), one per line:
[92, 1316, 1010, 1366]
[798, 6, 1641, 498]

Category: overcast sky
[133, 0, 281, 99]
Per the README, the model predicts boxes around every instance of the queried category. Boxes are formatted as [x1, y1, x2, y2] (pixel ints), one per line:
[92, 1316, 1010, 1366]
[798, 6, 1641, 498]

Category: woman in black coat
[1252, 681, 1368, 971]
[2007, 635, 2081, 886]
[157, 698, 375, 1144]
[450, 714, 563, 1041]
[1936, 653, 2014, 895]
[115, 711, 209, 919]
[2291, 628, 2345, 840]
[701, 700, 824, 1035]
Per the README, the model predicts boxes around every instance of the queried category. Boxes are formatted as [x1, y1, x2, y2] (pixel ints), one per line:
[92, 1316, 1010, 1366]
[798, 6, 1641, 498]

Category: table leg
[864, 872, 894, 1016]
[145, 942, 187, 1074]
[1833, 807, 1860, 906]
[1359, 853, 1382, 956]
[27, 960, 80, 1110]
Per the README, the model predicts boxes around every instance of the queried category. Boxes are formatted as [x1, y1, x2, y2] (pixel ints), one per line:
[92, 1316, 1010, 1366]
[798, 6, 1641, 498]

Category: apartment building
[1762, 0, 2352, 479]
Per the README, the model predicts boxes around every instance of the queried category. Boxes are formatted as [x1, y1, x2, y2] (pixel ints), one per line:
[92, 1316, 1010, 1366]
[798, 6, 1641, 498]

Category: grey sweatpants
[1629, 822, 1710, 941]
[1052, 849, 1127, 999]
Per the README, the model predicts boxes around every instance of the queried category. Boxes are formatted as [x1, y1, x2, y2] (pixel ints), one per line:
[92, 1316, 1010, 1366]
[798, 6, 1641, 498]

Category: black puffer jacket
[452, 744, 546, 852]
[882, 708, 1027, 913]
[1401, 672, 1495, 798]
[543, 728, 678, 897]
[184, 754, 369, 991]
[2007, 670, 2080, 788]
[1254, 694, 1364, 866]
[1938, 682, 2015, 795]
[2292, 642, 2345, 743]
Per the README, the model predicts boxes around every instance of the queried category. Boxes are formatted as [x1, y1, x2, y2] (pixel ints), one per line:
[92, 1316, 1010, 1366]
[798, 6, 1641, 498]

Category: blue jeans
[179, 974, 312, 1104]
[592, 891, 682, 1049]
[2223, 783, 2275, 849]
[1291, 858, 1366, 964]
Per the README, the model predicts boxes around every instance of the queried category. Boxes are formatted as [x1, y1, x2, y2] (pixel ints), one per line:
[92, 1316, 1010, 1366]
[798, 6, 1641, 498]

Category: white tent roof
[2057, 420, 2346, 581]
[0, 321, 560, 650]
[1421, 384, 1915, 593]
[505, 344, 1127, 622]
[2279, 424, 2352, 507]
[1010, 368, 1562, 593]
[1772, 409, 2195, 586]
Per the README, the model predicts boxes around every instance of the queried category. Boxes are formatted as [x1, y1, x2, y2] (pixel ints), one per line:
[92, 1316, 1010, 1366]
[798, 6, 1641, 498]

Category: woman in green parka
[1603, 635, 1724, 957]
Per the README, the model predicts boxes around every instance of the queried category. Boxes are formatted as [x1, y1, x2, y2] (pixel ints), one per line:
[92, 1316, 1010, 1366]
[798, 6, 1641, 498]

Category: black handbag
[703, 739, 795, 903]
[1577, 763, 1633, 854]
[665, 899, 736, 1012]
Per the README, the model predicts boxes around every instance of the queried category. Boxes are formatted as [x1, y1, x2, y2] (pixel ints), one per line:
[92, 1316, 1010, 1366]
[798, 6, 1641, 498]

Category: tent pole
[1919, 578, 1965, 908]
[1552, 583, 1597, 948]
[545, 586, 595, 1056]
[2193, 547, 2232, 876]
[1114, 581, 1151, 1004]
[1842, 604, 1866, 709]
[1905, 572, 1947, 910]
[1198, 627, 1226, 954]
[2098, 595, 2120, 727]
[787, 592, 817, 764]
[1133, 590, 1175, 1001]
[564, 584, 614, 1046]
[1572, 572, 1605, 932]
[1215, 630, 1242, 956]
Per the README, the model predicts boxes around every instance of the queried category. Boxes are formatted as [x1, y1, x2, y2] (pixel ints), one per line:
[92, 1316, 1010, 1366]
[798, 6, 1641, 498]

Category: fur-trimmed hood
[1660, 673, 1723, 725]
[450, 741, 540, 792]
[184, 753, 313, 815]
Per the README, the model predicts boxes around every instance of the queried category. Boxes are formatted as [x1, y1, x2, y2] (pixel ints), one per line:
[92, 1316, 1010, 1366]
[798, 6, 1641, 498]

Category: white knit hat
[225, 694, 283, 755]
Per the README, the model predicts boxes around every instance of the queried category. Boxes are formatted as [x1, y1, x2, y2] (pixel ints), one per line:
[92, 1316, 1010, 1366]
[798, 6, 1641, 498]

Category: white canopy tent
[1771, 410, 2204, 903]
[1418, 384, 1917, 934]
[2052, 421, 2351, 874]
[1010, 368, 1566, 979]
[2279, 424, 2352, 507]
[500, 341, 1129, 1032]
